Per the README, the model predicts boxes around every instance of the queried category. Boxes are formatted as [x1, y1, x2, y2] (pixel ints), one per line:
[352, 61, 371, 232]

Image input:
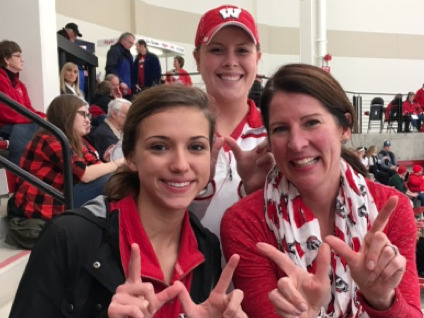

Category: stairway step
[0, 241, 30, 310]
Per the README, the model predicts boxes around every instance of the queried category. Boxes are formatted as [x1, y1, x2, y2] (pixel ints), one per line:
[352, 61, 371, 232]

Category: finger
[153, 282, 185, 313]
[127, 243, 142, 283]
[257, 242, 300, 277]
[275, 277, 308, 314]
[314, 242, 331, 282]
[211, 137, 224, 165]
[256, 152, 275, 168]
[213, 254, 240, 294]
[222, 289, 244, 318]
[324, 235, 357, 265]
[370, 196, 398, 233]
[363, 232, 388, 271]
[255, 138, 271, 154]
[224, 136, 242, 161]
[378, 255, 406, 282]
[174, 281, 196, 315]
[268, 287, 306, 317]
[370, 244, 402, 281]
[108, 302, 146, 318]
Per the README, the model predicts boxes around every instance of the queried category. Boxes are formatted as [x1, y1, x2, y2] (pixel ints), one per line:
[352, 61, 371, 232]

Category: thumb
[324, 235, 356, 264]
[314, 242, 331, 282]
[224, 136, 242, 160]
[211, 137, 224, 166]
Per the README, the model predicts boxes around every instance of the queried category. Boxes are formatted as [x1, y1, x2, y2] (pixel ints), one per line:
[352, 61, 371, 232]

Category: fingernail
[367, 260, 375, 270]
[299, 302, 308, 312]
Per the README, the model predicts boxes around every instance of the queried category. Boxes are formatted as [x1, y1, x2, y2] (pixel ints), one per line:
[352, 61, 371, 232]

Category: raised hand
[325, 196, 405, 310]
[225, 137, 275, 194]
[257, 242, 331, 318]
[209, 137, 225, 182]
[108, 243, 183, 318]
[175, 254, 247, 318]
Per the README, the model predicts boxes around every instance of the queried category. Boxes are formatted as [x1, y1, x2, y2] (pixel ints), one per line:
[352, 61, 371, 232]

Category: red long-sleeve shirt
[221, 181, 422, 318]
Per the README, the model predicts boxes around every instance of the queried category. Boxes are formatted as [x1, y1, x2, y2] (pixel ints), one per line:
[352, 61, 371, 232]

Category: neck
[210, 98, 248, 137]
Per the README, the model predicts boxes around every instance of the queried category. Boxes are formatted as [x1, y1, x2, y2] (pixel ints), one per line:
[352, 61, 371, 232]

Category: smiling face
[127, 106, 211, 214]
[268, 92, 351, 196]
[194, 26, 260, 105]
[73, 106, 91, 137]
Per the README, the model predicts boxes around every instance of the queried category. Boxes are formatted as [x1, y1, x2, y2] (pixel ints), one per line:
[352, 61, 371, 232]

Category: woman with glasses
[0, 40, 46, 165]
[6, 94, 123, 249]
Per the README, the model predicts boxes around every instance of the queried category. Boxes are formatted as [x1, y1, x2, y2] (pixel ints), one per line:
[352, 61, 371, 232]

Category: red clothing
[165, 69, 192, 86]
[415, 88, 424, 108]
[14, 132, 100, 220]
[0, 67, 45, 126]
[221, 181, 421, 318]
[407, 173, 424, 192]
[112, 195, 205, 317]
[138, 55, 145, 88]
[402, 100, 422, 116]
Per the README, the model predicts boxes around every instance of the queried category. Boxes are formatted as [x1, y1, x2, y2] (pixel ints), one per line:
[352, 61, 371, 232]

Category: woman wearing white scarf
[221, 64, 421, 318]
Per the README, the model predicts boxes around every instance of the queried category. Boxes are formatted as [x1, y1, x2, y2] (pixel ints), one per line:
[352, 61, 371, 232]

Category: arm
[221, 192, 281, 317]
[105, 46, 120, 76]
[80, 157, 124, 183]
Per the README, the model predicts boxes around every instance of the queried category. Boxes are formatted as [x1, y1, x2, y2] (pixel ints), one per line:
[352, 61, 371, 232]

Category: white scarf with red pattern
[264, 159, 378, 317]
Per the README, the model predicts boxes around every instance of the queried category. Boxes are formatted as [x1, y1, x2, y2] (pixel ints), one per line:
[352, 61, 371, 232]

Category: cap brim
[202, 21, 257, 46]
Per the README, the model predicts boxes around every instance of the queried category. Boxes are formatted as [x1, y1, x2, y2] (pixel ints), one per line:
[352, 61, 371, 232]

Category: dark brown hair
[46, 94, 88, 158]
[104, 85, 214, 200]
[260, 63, 367, 176]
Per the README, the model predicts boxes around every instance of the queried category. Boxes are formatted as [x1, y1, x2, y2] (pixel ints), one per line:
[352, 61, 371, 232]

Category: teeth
[293, 157, 316, 167]
[167, 181, 190, 188]
[220, 75, 240, 81]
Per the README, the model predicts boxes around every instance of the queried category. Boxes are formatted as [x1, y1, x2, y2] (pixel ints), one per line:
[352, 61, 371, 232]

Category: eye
[208, 46, 223, 54]
[150, 143, 167, 152]
[189, 142, 209, 152]
[236, 47, 250, 54]
[271, 125, 288, 134]
[305, 119, 320, 127]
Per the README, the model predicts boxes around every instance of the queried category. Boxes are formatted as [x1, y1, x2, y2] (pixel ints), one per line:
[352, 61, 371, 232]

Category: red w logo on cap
[219, 7, 241, 19]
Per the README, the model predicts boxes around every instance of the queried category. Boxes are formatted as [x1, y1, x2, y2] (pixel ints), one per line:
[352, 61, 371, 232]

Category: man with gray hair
[91, 98, 131, 161]
[105, 32, 135, 98]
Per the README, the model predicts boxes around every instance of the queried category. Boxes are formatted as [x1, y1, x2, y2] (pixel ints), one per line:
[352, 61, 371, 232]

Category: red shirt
[165, 69, 192, 86]
[14, 133, 100, 220]
[0, 67, 45, 126]
[138, 55, 145, 87]
[221, 181, 422, 318]
[113, 195, 205, 317]
[402, 100, 422, 115]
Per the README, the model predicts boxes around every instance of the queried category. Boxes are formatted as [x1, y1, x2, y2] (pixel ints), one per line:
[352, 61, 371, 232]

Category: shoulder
[189, 212, 220, 249]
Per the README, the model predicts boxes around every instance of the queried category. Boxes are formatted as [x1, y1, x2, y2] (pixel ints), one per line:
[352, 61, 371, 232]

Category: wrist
[359, 289, 395, 311]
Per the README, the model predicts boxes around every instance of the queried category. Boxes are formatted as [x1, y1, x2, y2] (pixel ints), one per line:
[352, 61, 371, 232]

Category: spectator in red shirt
[402, 92, 423, 132]
[165, 55, 192, 86]
[0, 40, 46, 164]
[415, 83, 424, 108]
[6, 94, 124, 248]
[221, 64, 421, 317]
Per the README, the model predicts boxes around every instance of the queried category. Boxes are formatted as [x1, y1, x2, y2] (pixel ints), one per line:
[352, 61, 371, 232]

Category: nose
[222, 51, 238, 67]
[170, 148, 190, 172]
[287, 127, 308, 152]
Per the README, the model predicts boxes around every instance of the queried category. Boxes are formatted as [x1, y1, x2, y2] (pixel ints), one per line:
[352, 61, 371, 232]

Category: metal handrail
[0, 92, 73, 209]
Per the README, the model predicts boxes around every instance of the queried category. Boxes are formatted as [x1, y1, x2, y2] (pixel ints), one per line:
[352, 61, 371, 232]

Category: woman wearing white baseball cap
[191, 5, 274, 239]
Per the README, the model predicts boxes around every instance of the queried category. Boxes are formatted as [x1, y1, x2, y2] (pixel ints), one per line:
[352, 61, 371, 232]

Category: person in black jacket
[131, 39, 162, 94]
[9, 85, 246, 318]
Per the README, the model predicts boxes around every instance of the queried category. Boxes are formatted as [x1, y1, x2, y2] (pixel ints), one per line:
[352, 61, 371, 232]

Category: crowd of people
[1, 4, 422, 318]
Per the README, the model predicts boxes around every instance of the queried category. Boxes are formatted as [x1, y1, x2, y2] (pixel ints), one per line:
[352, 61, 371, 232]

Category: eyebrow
[144, 135, 209, 142]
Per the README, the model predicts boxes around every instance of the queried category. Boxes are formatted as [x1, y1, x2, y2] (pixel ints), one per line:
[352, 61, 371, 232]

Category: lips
[219, 74, 243, 81]
[165, 181, 191, 188]
[292, 157, 318, 168]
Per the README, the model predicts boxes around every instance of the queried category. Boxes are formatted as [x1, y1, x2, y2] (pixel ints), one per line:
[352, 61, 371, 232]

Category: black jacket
[9, 196, 221, 318]
[131, 52, 162, 92]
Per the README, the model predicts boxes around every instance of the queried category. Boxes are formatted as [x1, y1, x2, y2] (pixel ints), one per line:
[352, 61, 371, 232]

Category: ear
[193, 50, 200, 71]
[341, 112, 352, 141]
[126, 152, 138, 172]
